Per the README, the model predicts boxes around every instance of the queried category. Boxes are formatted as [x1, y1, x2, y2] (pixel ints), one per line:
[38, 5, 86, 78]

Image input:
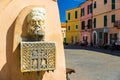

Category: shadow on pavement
[64, 45, 120, 57]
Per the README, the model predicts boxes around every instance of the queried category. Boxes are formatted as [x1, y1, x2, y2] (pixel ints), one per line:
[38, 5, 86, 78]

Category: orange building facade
[61, 23, 67, 43]
[92, 0, 120, 46]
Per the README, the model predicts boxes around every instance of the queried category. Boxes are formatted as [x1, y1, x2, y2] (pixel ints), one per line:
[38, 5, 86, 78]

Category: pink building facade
[80, 0, 93, 45]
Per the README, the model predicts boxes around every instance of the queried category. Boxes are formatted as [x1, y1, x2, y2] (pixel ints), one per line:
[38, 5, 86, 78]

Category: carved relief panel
[21, 42, 56, 72]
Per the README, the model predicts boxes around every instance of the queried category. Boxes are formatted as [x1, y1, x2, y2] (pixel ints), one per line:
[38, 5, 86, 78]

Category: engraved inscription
[21, 42, 56, 72]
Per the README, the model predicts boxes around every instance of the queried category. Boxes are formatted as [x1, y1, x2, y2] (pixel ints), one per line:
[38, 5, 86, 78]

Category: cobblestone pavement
[65, 49, 120, 80]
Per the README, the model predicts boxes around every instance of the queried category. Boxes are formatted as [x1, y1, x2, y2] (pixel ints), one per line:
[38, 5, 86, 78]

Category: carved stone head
[27, 8, 46, 41]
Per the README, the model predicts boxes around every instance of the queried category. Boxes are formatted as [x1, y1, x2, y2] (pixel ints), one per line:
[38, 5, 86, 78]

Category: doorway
[104, 33, 108, 44]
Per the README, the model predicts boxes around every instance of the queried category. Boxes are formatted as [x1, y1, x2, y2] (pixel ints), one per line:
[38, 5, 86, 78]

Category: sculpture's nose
[35, 21, 39, 25]
[34, 25, 41, 30]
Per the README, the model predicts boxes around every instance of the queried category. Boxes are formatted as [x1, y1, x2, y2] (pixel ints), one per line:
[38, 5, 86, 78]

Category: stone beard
[27, 8, 46, 41]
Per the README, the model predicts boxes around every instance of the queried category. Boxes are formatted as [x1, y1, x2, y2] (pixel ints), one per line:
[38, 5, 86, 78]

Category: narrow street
[65, 49, 120, 80]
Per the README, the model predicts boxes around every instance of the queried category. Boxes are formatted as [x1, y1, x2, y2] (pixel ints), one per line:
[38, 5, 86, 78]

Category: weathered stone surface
[21, 42, 56, 72]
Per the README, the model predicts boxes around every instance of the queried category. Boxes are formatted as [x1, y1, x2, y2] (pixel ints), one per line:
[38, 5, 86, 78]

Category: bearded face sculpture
[27, 8, 46, 41]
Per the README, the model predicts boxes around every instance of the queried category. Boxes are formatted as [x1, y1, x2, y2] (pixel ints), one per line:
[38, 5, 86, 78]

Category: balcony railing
[81, 25, 92, 30]
[114, 20, 120, 29]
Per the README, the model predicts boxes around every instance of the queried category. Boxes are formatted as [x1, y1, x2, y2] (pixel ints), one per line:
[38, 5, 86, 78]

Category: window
[104, 15, 107, 27]
[75, 36, 78, 42]
[88, 19, 92, 29]
[81, 21, 85, 30]
[87, 5, 89, 14]
[81, 9, 82, 16]
[114, 33, 117, 40]
[83, 8, 84, 16]
[110, 33, 117, 43]
[67, 26, 70, 30]
[112, 0, 115, 10]
[68, 12, 70, 20]
[99, 32, 103, 39]
[81, 8, 85, 17]
[104, 0, 107, 4]
[111, 14, 115, 22]
[110, 34, 112, 44]
[88, 4, 92, 14]
[94, 1, 96, 8]
[76, 25, 78, 29]
[94, 18, 96, 28]
[75, 11, 78, 19]
[90, 4, 92, 13]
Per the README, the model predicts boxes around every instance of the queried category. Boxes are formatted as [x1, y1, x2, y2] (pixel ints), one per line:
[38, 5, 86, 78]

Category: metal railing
[114, 20, 120, 28]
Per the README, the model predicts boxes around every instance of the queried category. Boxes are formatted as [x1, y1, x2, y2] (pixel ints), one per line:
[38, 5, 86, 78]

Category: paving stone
[65, 49, 120, 80]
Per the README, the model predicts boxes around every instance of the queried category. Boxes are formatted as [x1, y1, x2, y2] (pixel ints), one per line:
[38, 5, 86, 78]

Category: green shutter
[99, 32, 102, 39]
[104, 15, 107, 27]
[94, 18, 96, 28]
[112, 0, 115, 10]
[112, 14, 115, 22]
[64, 38, 66, 43]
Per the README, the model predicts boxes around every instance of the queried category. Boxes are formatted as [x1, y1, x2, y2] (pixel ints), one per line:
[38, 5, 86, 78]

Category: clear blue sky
[57, 0, 85, 22]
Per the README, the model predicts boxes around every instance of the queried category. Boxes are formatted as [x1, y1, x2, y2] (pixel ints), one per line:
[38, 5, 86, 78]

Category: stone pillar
[0, 0, 66, 80]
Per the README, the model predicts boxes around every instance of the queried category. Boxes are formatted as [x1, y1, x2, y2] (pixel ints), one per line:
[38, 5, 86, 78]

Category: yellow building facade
[66, 7, 81, 44]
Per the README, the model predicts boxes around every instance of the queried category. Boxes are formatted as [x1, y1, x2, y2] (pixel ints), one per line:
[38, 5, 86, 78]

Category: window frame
[112, 0, 115, 10]
[75, 24, 78, 30]
[75, 11, 78, 19]
[94, 1, 96, 8]
[88, 19, 92, 29]
[99, 32, 103, 39]
[81, 8, 85, 17]
[104, 15, 107, 27]
[68, 12, 71, 20]
[111, 14, 115, 23]
[94, 18, 96, 28]
[81, 21, 85, 30]
[67, 26, 70, 30]
[104, 0, 107, 4]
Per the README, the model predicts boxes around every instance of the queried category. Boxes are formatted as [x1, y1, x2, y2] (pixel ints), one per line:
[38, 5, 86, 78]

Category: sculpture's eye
[33, 20, 36, 24]
[38, 20, 41, 25]
[30, 20, 36, 26]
